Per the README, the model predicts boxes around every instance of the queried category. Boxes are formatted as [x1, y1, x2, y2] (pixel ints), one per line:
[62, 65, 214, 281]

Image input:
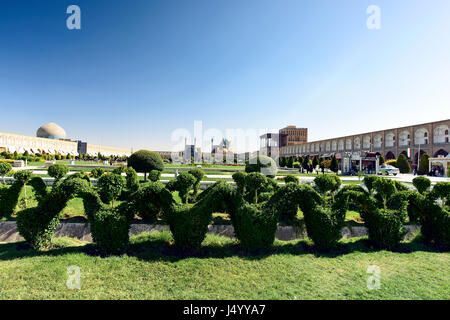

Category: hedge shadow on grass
[0, 232, 445, 262]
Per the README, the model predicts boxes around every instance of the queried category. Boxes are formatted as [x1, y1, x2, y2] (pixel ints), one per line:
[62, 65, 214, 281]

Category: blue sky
[1, 0, 450, 152]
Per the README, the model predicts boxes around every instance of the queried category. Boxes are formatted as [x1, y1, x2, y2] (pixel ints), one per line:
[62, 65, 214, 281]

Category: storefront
[428, 155, 450, 177]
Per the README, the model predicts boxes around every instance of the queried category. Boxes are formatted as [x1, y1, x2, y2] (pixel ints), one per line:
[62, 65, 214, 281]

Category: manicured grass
[0, 232, 448, 299]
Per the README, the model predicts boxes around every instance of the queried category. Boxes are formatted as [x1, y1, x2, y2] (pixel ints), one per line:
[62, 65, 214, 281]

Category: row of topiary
[1, 156, 449, 254]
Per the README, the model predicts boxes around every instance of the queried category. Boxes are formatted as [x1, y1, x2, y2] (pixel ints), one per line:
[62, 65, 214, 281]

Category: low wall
[0, 221, 420, 243]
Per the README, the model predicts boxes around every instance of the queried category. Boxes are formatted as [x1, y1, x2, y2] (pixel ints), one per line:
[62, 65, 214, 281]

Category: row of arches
[282, 125, 449, 156]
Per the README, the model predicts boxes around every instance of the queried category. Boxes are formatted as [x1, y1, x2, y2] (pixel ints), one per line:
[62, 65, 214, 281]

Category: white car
[379, 164, 399, 176]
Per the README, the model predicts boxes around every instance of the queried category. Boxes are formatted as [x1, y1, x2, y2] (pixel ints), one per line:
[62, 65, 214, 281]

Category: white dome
[36, 122, 67, 139]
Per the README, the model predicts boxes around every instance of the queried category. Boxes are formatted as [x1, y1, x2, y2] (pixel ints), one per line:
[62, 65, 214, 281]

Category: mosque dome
[36, 122, 67, 139]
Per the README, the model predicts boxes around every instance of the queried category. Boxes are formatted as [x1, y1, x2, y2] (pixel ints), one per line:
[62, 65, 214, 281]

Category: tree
[312, 156, 319, 170]
[0, 162, 12, 184]
[97, 174, 126, 207]
[47, 163, 69, 183]
[330, 156, 339, 173]
[396, 154, 411, 173]
[379, 155, 385, 165]
[91, 168, 105, 179]
[302, 156, 310, 169]
[127, 150, 164, 182]
[286, 157, 293, 168]
[418, 153, 430, 175]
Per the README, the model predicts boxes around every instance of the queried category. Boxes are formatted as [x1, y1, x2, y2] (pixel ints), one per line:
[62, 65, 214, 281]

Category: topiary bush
[418, 153, 430, 175]
[231, 201, 279, 250]
[112, 166, 126, 175]
[314, 174, 341, 196]
[284, 175, 299, 184]
[127, 150, 164, 181]
[165, 181, 234, 249]
[126, 167, 139, 193]
[131, 182, 173, 222]
[232, 171, 247, 194]
[97, 173, 126, 206]
[0, 162, 12, 184]
[82, 187, 134, 254]
[407, 182, 450, 249]
[148, 169, 161, 182]
[396, 154, 411, 173]
[413, 176, 431, 194]
[350, 185, 408, 249]
[188, 168, 205, 198]
[90, 167, 105, 179]
[245, 155, 277, 177]
[245, 172, 267, 203]
[297, 184, 349, 249]
[170, 171, 196, 203]
[47, 163, 69, 183]
[363, 175, 379, 194]
[16, 177, 91, 250]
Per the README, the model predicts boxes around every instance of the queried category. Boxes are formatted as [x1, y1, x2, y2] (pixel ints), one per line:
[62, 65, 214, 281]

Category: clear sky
[1, 0, 450, 152]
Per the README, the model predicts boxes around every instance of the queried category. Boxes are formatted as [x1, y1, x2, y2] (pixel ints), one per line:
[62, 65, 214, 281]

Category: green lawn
[0, 232, 448, 299]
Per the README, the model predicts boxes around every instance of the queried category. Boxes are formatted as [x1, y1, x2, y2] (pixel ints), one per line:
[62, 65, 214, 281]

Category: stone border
[0, 221, 420, 243]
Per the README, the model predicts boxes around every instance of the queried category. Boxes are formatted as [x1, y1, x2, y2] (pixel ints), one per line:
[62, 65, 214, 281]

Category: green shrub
[148, 169, 161, 182]
[16, 177, 91, 250]
[409, 182, 450, 248]
[112, 166, 126, 175]
[245, 155, 277, 177]
[91, 167, 105, 179]
[165, 181, 234, 249]
[314, 174, 341, 195]
[47, 163, 69, 182]
[245, 172, 267, 203]
[82, 189, 134, 254]
[329, 156, 339, 173]
[126, 167, 139, 193]
[171, 171, 196, 203]
[232, 171, 247, 193]
[188, 168, 204, 197]
[231, 202, 279, 250]
[0, 162, 12, 183]
[363, 175, 379, 194]
[297, 185, 348, 249]
[413, 176, 431, 194]
[97, 174, 126, 206]
[132, 182, 173, 222]
[127, 150, 164, 181]
[284, 175, 299, 184]
[418, 153, 430, 175]
[352, 190, 408, 249]
[268, 183, 301, 222]
[396, 154, 411, 173]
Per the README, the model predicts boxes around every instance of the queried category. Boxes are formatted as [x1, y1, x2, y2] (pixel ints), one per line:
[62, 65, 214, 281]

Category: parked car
[378, 164, 399, 176]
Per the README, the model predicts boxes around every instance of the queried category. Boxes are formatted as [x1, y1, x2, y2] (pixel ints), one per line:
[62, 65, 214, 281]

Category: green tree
[330, 156, 339, 173]
[97, 174, 126, 207]
[418, 153, 430, 175]
[47, 163, 69, 183]
[127, 150, 164, 181]
[379, 155, 385, 165]
[312, 156, 319, 170]
[396, 154, 411, 173]
[0, 162, 12, 184]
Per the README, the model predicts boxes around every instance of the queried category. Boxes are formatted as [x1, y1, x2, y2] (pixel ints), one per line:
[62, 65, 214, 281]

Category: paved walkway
[11, 167, 450, 184]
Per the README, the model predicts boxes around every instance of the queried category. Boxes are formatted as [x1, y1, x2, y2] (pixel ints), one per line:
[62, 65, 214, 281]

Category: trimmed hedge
[127, 150, 164, 181]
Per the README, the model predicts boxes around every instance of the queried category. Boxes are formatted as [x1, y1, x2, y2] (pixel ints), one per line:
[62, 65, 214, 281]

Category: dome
[36, 122, 67, 139]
